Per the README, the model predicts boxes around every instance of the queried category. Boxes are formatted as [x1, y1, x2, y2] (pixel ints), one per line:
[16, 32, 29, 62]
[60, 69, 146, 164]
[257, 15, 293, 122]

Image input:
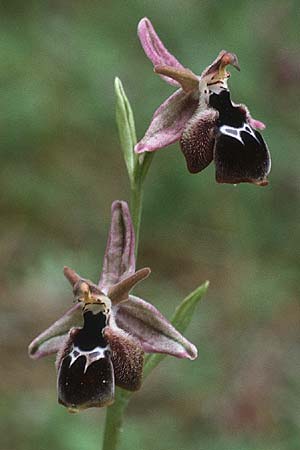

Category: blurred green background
[1, 1, 299, 449]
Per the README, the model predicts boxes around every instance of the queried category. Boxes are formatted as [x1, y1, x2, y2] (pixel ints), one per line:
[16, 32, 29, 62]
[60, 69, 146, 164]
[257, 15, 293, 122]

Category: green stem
[101, 351, 159, 450]
[130, 180, 143, 259]
[130, 153, 154, 258]
[102, 389, 131, 450]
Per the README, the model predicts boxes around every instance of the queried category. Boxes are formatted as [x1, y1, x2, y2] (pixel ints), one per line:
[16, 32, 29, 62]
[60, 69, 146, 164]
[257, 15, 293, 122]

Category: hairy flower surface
[28, 201, 197, 412]
[135, 18, 271, 185]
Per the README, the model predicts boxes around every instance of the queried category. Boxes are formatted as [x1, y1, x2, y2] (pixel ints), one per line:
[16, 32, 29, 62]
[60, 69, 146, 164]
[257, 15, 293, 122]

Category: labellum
[57, 282, 115, 412]
[208, 88, 270, 185]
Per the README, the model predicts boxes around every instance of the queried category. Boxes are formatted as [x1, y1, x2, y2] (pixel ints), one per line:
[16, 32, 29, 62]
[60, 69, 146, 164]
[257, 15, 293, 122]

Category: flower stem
[130, 153, 154, 258]
[130, 179, 143, 258]
[102, 389, 131, 450]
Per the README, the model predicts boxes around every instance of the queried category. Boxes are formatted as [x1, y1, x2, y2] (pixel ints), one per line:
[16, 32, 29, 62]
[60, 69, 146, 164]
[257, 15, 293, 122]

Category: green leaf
[143, 280, 209, 377]
[171, 280, 209, 333]
[139, 152, 155, 184]
[114, 77, 137, 186]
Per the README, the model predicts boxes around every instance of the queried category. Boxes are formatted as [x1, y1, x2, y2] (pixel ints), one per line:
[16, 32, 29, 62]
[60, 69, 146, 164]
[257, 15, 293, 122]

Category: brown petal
[108, 267, 151, 304]
[154, 65, 199, 93]
[64, 266, 81, 286]
[63, 267, 104, 301]
[104, 326, 144, 391]
[180, 108, 218, 173]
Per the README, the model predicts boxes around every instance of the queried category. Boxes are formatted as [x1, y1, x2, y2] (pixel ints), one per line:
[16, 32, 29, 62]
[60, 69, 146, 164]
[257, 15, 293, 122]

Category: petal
[115, 295, 198, 360]
[138, 17, 185, 87]
[135, 89, 199, 153]
[28, 303, 82, 359]
[154, 65, 199, 93]
[64, 267, 105, 300]
[104, 326, 144, 391]
[63, 266, 81, 285]
[180, 108, 218, 173]
[248, 118, 265, 130]
[108, 267, 151, 304]
[99, 201, 136, 291]
[214, 126, 271, 186]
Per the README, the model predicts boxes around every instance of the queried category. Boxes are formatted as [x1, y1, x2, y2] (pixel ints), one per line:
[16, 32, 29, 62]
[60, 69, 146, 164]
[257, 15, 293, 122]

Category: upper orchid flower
[135, 18, 271, 186]
[28, 201, 197, 412]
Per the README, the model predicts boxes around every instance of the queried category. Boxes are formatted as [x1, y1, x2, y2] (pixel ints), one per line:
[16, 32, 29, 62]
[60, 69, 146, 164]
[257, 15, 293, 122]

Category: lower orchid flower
[28, 201, 197, 412]
[135, 17, 271, 186]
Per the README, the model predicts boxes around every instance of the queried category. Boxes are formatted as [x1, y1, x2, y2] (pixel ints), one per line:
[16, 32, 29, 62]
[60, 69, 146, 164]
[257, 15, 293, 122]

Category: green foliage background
[1, 1, 299, 449]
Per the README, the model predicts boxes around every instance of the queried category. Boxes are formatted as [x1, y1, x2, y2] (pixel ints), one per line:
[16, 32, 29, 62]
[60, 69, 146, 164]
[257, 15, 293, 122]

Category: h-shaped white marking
[219, 123, 259, 145]
[68, 345, 109, 373]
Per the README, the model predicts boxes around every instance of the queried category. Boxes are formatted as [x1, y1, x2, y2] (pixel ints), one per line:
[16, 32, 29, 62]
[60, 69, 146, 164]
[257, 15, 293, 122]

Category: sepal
[138, 17, 185, 87]
[116, 295, 198, 360]
[28, 303, 82, 360]
[143, 281, 209, 377]
[99, 201, 136, 290]
[135, 89, 198, 153]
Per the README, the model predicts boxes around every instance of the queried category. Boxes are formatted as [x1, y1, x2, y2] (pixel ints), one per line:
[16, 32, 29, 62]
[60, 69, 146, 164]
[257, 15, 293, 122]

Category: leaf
[140, 152, 155, 184]
[171, 280, 209, 333]
[143, 280, 209, 377]
[114, 77, 137, 186]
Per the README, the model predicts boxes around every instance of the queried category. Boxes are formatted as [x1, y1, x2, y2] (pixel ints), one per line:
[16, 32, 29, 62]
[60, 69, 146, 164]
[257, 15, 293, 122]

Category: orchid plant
[28, 16, 270, 450]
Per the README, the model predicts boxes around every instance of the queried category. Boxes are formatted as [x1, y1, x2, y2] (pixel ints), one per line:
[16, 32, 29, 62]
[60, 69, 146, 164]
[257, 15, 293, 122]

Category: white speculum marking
[68, 345, 109, 373]
[219, 122, 259, 145]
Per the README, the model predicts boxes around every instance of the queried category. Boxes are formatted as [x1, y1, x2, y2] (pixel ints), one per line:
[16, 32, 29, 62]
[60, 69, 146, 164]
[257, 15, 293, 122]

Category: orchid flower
[28, 201, 197, 412]
[135, 18, 271, 186]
